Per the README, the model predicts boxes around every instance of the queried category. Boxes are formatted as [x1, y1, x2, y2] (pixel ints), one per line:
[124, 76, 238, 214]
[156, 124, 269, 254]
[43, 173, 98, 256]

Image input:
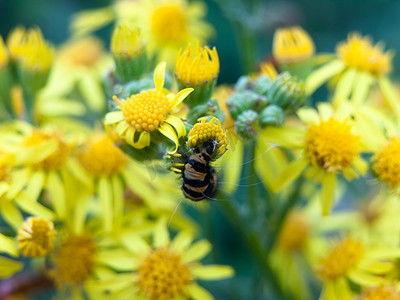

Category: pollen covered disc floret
[18, 217, 55, 258]
[304, 118, 359, 172]
[188, 117, 229, 156]
[372, 137, 400, 188]
[119, 89, 169, 132]
[138, 248, 192, 300]
[337, 33, 393, 76]
[176, 43, 219, 86]
[316, 236, 363, 281]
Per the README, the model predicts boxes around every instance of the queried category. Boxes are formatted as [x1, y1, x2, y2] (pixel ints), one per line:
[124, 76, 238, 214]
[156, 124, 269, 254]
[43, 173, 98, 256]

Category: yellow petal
[111, 175, 124, 229]
[332, 68, 357, 107]
[272, 158, 308, 192]
[171, 231, 194, 253]
[78, 73, 105, 112]
[15, 141, 57, 165]
[154, 62, 166, 91]
[135, 131, 151, 149]
[14, 193, 55, 220]
[379, 76, 400, 120]
[0, 233, 18, 256]
[0, 256, 23, 278]
[104, 111, 124, 125]
[351, 71, 373, 105]
[297, 107, 320, 124]
[165, 115, 186, 138]
[98, 177, 113, 232]
[219, 137, 244, 193]
[168, 88, 194, 109]
[154, 218, 170, 248]
[25, 170, 46, 202]
[348, 269, 384, 286]
[305, 59, 346, 95]
[182, 240, 212, 263]
[191, 265, 234, 280]
[317, 102, 334, 121]
[46, 171, 66, 219]
[119, 233, 151, 255]
[158, 123, 179, 154]
[358, 260, 392, 274]
[260, 126, 304, 149]
[0, 200, 23, 230]
[321, 172, 336, 216]
[96, 250, 135, 271]
[187, 284, 214, 300]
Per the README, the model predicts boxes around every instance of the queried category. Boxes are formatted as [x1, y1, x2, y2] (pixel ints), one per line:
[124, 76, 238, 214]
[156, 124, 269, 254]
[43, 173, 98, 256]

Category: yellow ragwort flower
[260, 61, 278, 80]
[111, 24, 145, 57]
[304, 118, 359, 172]
[51, 234, 96, 286]
[59, 37, 103, 68]
[176, 43, 219, 86]
[278, 211, 309, 252]
[18, 217, 55, 258]
[273, 26, 315, 64]
[372, 137, 400, 188]
[188, 117, 229, 157]
[7, 26, 26, 60]
[105, 62, 193, 151]
[337, 33, 393, 76]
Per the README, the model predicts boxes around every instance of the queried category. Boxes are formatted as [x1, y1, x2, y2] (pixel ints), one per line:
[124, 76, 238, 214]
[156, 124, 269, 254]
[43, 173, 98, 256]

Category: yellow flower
[52, 37, 112, 112]
[273, 26, 315, 65]
[72, 0, 214, 65]
[372, 137, 400, 188]
[260, 61, 278, 80]
[176, 43, 219, 86]
[188, 117, 229, 157]
[11, 27, 54, 73]
[91, 219, 234, 300]
[305, 33, 396, 112]
[111, 24, 145, 57]
[316, 236, 400, 300]
[337, 33, 393, 76]
[105, 62, 193, 152]
[18, 217, 55, 258]
[263, 103, 368, 215]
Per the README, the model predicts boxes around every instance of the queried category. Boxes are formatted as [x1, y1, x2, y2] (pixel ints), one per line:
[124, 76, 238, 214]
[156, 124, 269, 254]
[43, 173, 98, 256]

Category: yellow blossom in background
[263, 103, 368, 215]
[111, 24, 145, 57]
[71, 0, 214, 65]
[18, 217, 55, 258]
[316, 235, 400, 300]
[0, 37, 9, 68]
[273, 26, 315, 65]
[105, 62, 192, 151]
[90, 219, 234, 300]
[361, 285, 400, 300]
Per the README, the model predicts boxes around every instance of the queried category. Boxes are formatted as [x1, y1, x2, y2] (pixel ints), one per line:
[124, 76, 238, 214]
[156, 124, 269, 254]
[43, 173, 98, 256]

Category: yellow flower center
[18, 217, 55, 258]
[59, 38, 103, 68]
[24, 131, 69, 170]
[76, 135, 128, 176]
[278, 211, 309, 252]
[372, 137, 400, 188]
[317, 236, 363, 281]
[304, 118, 359, 171]
[51, 235, 96, 286]
[151, 4, 188, 45]
[362, 285, 400, 300]
[176, 44, 219, 86]
[337, 33, 393, 76]
[111, 24, 145, 57]
[273, 26, 315, 64]
[120, 89, 169, 132]
[188, 118, 229, 156]
[138, 248, 192, 300]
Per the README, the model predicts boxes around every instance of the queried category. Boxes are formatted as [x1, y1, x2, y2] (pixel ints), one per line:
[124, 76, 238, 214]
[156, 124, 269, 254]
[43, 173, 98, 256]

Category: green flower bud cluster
[227, 72, 306, 139]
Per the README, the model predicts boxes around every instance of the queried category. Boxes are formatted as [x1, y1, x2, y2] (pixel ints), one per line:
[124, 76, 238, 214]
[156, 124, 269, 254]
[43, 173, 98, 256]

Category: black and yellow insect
[181, 141, 218, 201]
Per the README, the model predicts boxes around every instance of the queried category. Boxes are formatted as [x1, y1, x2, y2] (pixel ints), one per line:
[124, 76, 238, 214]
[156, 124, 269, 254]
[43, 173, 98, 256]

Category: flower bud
[235, 110, 259, 140]
[259, 105, 285, 126]
[227, 91, 268, 120]
[111, 24, 147, 83]
[268, 73, 306, 111]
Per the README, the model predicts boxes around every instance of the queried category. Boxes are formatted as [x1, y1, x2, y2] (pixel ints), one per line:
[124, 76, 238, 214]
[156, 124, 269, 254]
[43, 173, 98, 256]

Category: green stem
[221, 200, 288, 300]
[246, 140, 257, 219]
